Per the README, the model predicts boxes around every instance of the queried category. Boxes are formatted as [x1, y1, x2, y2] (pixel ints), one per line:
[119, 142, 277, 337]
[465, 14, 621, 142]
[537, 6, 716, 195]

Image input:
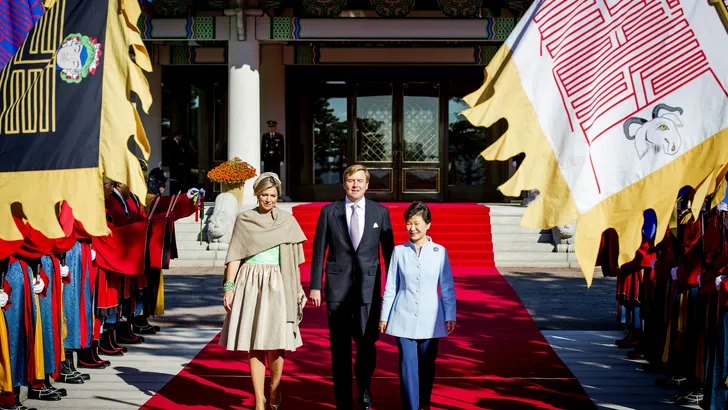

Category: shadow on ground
[157, 270, 620, 331]
[498, 269, 617, 331]
[151, 274, 225, 328]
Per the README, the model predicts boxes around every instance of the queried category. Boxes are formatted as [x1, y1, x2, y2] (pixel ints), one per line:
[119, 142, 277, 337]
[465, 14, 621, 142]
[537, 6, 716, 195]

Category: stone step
[175, 210, 213, 224]
[175, 232, 207, 242]
[176, 240, 210, 251]
[494, 251, 569, 262]
[493, 242, 554, 252]
[483, 204, 527, 216]
[489, 215, 528, 225]
[490, 224, 548, 234]
[173, 250, 217, 260]
[491, 232, 553, 243]
[175, 223, 209, 233]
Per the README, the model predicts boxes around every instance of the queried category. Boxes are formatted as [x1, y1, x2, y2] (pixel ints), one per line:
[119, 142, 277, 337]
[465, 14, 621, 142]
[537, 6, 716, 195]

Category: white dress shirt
[345, 197, 366, 246]
[380, 238, 457, 339]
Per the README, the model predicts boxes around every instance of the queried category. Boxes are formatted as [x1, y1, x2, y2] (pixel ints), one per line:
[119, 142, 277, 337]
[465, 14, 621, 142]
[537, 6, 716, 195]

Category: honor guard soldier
[261, 120, 284, 176]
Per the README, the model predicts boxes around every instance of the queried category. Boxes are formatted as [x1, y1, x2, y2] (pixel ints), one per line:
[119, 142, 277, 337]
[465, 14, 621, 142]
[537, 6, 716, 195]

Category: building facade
[137, 0, 530, 203]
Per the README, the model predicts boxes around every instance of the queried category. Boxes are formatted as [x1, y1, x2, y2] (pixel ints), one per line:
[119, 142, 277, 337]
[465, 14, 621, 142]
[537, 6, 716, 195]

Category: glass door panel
[447, 96, 487, 186]
[313, 95, 348, 185]
[356, 83, 394, 197]
[403, 85, 439, 163]
[401, 83, 440, 195]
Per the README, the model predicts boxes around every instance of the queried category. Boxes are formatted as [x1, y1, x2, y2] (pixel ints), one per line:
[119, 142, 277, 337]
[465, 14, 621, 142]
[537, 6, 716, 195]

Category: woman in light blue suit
[379, 201, 456, 410]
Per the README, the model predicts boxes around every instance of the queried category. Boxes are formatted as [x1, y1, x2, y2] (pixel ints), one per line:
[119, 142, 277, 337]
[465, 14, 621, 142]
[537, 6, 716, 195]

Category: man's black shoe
[46, 387, 67, 397]
[54, 372, 84, 384]
[358, 389, 371, 410]
[675, 390, 703, 406]
[73, 371, 90, 381]
[26, 387, 61, 401]
[656, 375, 687, 389]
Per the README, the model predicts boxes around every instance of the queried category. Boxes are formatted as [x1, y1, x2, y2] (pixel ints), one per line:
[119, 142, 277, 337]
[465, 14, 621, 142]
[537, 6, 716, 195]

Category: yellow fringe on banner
[33, 294, 44, 381]
[0, 310, 13, 393]
[60, 286, 66, 363]
[154, 270, 164, 316]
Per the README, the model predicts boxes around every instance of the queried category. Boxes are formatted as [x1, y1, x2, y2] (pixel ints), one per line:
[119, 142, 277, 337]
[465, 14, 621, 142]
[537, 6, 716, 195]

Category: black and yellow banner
[0, 0, 152, 240]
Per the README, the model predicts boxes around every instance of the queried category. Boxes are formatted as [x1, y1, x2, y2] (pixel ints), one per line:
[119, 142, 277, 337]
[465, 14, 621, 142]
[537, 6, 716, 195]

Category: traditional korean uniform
[704, 202, 728, 409]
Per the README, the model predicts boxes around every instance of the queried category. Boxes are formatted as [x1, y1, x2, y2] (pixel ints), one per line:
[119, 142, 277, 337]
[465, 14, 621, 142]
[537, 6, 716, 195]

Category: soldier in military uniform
[261, 120, 284, 177]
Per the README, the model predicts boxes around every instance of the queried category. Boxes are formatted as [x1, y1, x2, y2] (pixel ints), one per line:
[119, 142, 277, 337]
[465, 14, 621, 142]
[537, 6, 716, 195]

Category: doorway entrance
[161, 66, 228, 198]
[355, 82, 443, 201]
[287, 65, 508, 203]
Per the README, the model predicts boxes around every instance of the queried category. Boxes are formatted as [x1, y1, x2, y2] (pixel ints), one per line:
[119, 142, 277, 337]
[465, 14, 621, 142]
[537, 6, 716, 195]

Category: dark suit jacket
[310, 199, 395, 305]
[163, 138, 185, 168]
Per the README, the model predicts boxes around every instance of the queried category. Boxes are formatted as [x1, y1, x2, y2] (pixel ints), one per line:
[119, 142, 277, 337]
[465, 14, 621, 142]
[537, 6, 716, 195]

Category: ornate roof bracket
[437, 0, 483, 17]
[370, 0, 415, 18]
[303, 0, 347, 17]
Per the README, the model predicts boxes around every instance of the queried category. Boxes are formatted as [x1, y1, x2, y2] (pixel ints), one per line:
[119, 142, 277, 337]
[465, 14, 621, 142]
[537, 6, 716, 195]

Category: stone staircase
[170, 203, 580, 269]
[488, 204, 580, 269]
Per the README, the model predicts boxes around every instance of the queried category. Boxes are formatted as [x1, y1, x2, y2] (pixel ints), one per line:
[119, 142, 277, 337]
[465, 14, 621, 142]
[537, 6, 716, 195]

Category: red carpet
[293, 203, 495, 266]
[142, 203, 594, 409]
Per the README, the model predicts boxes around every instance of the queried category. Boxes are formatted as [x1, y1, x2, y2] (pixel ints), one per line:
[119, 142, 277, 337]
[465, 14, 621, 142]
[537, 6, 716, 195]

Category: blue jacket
[380, 238, 456, 339]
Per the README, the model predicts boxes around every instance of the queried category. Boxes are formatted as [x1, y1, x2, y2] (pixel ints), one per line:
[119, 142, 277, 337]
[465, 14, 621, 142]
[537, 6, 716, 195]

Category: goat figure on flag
[463, 0, 728, 284]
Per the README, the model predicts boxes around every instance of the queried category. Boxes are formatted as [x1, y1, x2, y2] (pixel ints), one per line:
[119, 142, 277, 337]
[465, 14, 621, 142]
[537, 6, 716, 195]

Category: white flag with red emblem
[463, 0, 728, 284]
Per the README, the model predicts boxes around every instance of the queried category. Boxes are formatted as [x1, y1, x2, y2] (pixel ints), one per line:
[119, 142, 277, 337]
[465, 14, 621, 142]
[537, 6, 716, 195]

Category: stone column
[228, 16, 260, 204]
[260, 44, 286, 194]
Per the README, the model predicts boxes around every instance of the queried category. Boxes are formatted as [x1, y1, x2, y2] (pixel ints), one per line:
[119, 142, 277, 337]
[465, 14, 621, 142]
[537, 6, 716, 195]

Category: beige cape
[225, 207, 307, 323]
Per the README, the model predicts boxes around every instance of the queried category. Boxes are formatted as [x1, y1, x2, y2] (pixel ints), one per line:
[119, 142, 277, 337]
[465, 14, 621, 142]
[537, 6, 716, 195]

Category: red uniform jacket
[654, 228, 677, 282]
[676, 214, 702, 287]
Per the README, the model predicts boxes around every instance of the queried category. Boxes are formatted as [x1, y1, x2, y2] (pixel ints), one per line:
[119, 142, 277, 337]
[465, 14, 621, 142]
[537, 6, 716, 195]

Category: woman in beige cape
[220, 172, 307, 410]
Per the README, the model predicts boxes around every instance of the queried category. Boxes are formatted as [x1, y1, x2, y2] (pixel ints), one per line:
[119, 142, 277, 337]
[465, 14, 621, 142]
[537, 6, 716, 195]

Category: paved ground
[499, 268, 618, 330]
[21, 267, 699, 409]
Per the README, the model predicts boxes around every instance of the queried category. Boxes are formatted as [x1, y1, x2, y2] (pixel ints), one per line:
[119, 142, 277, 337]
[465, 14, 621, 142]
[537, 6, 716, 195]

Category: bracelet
[223, 280, 235, 292]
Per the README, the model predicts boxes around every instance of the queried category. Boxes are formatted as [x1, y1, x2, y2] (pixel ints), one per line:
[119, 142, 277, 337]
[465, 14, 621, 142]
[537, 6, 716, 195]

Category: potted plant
[207, 157, 257, 205]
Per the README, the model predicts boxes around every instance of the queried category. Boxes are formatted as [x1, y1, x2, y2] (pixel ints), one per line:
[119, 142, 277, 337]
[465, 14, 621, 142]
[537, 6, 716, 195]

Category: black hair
[173, 130, 183, 137]
[404, 201, 431, 224]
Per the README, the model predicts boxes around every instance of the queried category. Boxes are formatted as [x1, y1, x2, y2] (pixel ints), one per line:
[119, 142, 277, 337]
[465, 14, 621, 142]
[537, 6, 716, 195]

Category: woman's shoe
[269, 391, 282, 410]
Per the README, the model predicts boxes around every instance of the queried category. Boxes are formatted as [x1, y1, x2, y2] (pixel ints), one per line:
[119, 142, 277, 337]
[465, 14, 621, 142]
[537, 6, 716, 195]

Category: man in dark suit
[310, 164, 395, 410]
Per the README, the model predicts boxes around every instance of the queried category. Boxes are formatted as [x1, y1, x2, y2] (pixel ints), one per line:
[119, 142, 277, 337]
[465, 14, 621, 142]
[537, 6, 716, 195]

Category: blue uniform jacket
[380, 238, 456, 339]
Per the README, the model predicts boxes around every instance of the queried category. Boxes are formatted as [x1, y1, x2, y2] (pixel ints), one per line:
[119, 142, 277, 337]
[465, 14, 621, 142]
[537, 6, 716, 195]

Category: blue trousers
[396, 337, 440, 410]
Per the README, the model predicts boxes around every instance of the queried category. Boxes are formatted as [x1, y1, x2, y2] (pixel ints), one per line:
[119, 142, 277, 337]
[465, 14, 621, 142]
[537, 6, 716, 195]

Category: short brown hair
[343, 164, 370, 183]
